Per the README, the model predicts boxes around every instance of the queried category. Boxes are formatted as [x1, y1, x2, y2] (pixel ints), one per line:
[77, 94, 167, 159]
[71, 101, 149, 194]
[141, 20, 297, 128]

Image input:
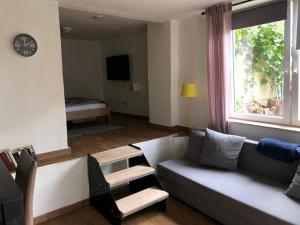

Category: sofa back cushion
[285, 163, 300, 199]
[199, 129, 246, 171]
[184, 129, 205, 163]
[238, 140, 299, 184]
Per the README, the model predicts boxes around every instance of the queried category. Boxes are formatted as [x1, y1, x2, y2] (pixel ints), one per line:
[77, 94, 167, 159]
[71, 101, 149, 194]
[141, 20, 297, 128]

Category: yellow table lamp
[181, 82, 198, 128]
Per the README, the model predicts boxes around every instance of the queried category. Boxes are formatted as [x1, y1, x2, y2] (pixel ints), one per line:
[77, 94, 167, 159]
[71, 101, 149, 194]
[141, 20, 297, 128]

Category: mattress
[66, 103, 106, 112]
[65, 98, 106, 112]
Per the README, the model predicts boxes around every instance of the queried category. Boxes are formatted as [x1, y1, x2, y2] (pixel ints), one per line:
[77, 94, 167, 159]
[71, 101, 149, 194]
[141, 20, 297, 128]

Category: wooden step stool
[88, 144, 169, 225]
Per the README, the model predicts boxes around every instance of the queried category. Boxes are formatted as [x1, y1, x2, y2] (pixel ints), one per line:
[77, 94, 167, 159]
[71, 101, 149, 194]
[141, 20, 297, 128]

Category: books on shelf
[0, 150, 14, 172]
[0, 145, 37, 172]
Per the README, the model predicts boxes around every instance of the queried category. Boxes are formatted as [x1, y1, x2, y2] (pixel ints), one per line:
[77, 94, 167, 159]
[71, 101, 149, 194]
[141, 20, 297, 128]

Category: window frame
[291, 0, 300, 126]
[228, 0, 293, 126]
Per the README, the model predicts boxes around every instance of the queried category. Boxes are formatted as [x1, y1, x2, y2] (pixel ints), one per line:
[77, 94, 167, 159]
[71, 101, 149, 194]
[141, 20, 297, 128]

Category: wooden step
[105, 165, 155, 188]
[116, 187, 169, 218]
[92, 146, 143, 166]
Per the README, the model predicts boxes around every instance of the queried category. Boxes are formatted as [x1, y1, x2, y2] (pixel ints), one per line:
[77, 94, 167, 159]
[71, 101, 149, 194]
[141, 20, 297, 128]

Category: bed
[65, 98, 110, 123]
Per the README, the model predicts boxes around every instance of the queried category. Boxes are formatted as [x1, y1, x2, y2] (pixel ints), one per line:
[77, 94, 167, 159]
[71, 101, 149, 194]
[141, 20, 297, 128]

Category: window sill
[228, 118, 300, 133]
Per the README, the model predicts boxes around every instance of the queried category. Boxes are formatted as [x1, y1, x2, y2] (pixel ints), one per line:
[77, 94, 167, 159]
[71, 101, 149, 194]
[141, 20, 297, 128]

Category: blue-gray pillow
[285, 163, 300, 200]
[199, 128, 246, 171]
[184, 129, 205, 163]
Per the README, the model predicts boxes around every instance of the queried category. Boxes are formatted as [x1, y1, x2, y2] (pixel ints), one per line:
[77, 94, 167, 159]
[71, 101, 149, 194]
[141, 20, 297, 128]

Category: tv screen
[106, 55, 130, 80]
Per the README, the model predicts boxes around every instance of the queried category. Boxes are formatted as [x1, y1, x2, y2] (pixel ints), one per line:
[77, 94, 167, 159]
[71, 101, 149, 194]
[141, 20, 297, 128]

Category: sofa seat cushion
[158, 159, 300, 225]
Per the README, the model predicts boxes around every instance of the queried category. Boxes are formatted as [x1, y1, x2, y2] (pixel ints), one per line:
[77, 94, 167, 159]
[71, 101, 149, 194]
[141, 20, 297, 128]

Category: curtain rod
[201, 0, 254, 15]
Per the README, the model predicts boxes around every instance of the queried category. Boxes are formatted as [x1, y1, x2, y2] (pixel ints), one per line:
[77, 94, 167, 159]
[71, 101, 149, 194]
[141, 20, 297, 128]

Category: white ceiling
[58, 0, 229, 23]
[59, 7, 147, 40]
[59, 0, 266, 40]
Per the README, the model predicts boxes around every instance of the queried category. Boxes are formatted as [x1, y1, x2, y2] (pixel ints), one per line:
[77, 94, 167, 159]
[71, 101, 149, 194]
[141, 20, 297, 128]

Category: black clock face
[13, 34, 38, 57]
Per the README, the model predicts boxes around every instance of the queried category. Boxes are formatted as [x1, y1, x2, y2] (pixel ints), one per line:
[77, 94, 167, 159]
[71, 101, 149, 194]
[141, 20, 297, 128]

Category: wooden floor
[38, 115, 182, 166]
[37, 116, 216, 224]
[40, 197, 219, 225]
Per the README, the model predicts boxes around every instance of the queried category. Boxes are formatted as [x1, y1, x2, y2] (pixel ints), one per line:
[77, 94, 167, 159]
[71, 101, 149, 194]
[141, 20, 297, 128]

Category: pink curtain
[206, 3, 232, 133]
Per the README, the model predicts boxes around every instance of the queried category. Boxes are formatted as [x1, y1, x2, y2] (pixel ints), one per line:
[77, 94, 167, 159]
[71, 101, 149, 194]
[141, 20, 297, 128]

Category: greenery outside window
[229, 0, 298, 126]
[233, 21, 285, 117]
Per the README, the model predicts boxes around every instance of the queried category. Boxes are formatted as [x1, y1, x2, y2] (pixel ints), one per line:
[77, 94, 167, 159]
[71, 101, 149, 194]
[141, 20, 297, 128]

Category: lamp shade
[181, 82, 198, 98]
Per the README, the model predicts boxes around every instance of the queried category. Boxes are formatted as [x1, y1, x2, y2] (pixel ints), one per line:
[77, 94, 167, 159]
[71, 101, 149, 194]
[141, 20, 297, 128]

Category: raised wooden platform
[37, 115, 182, 167]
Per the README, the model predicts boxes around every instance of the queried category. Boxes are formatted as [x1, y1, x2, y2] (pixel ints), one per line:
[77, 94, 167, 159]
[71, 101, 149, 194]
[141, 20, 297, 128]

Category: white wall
[177, 15, 209, 128]
[136, 137, 173, 168]
[147, 17, 208, 128]
[147, 22, 173, 126]
[170, 20, 180, 126]
[229, 122, 300, 143]
[61, 30, 149, 117]
[101, 29, 149, 116]
[136, 135, 188, 168]
[34, 157, 125, 217]
[0, 0, 68, 154]
[34, 156, 130, 217]
[61, 39, 104, 99]
[34, 158, 89, 217]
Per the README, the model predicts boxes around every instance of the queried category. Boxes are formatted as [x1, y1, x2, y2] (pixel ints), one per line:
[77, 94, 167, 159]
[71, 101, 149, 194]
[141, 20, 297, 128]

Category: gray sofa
[157, 139, 300, 225]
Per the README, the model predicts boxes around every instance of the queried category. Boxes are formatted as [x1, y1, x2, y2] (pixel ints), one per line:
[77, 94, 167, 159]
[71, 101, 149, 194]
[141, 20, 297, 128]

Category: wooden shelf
[105, 165, 155, 188]
[91, 146, 143, 166]
[116, 187, 169, 218]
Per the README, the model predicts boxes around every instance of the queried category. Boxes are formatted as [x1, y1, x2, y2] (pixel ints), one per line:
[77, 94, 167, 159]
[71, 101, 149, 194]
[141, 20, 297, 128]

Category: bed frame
[66, 106, 111, 124]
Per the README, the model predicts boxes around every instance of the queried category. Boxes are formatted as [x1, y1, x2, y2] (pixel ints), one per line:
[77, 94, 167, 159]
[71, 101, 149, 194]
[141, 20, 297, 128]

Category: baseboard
[37, 147, 71, 167]
[177, 126, 191, 133]
[34, 199, 89, 224]
[149, 123, 178, 131]
[111, 111, 149, 121]
[149, 123, 190, 132]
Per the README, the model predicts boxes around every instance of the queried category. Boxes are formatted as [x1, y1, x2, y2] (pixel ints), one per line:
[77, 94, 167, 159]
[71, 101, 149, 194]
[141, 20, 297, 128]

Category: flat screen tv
[106, 55, 130, 80]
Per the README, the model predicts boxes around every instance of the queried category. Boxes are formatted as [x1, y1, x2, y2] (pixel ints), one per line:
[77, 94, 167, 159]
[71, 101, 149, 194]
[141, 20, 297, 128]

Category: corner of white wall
[176, 14, 209, 129]
[0, 0, 68, 154]
[147, 17, 209, 129]
[147, 22, 173, 126]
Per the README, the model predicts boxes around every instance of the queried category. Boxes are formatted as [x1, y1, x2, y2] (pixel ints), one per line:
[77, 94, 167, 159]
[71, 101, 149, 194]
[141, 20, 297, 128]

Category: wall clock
[13, 34, 38, 57]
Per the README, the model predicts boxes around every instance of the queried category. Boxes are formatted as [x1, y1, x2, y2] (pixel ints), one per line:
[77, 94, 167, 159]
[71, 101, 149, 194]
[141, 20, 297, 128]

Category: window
[233, 21, 285, 118]
[229, 0, 300, 126]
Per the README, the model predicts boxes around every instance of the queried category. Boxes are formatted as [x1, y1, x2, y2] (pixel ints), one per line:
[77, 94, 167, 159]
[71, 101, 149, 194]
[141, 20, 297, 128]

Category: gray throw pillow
[185, 129, 205, 163]
[199, 128, 246, 171]
[285, 163, 300, 200]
